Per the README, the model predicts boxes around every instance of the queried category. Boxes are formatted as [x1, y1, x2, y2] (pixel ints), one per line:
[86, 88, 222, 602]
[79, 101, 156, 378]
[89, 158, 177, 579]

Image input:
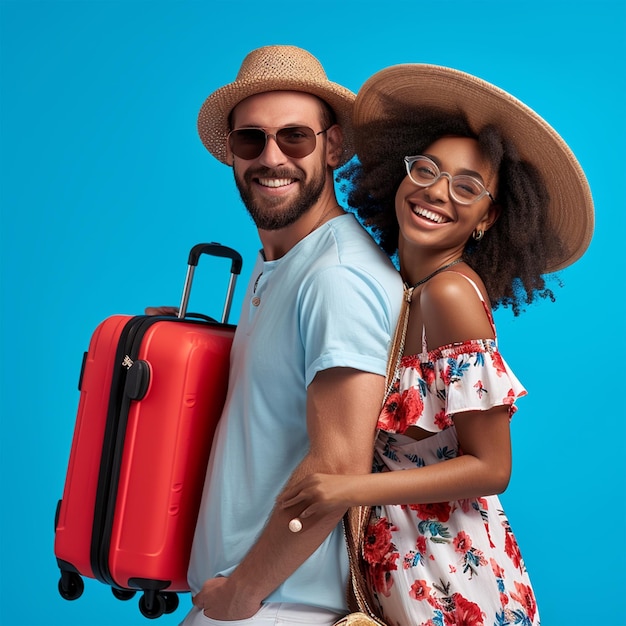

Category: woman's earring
[472, 229, 484, 241]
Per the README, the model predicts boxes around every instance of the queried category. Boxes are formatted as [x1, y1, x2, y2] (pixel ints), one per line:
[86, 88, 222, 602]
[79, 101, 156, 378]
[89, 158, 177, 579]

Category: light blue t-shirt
[187, 213, 403, 612]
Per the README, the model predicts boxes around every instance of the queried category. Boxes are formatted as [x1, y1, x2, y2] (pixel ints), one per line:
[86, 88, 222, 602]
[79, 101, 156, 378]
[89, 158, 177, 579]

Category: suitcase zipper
[90, 315, 159, 587]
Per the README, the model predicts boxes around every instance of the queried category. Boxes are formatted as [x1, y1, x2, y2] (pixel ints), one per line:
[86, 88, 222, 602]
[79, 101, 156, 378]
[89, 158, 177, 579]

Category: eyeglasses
[404, 155, 496, 205]
[227, 126, 329, 160]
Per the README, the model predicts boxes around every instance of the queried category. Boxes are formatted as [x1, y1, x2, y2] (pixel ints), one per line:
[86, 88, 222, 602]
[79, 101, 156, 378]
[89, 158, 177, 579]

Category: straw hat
[353, 64, 594, 272]
[197, 45, 356, 167]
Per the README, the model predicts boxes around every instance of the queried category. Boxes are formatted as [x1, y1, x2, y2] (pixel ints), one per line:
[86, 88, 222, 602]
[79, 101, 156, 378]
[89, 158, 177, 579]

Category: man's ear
[225, 141, 234, 167]
[325, 124, 344, 168]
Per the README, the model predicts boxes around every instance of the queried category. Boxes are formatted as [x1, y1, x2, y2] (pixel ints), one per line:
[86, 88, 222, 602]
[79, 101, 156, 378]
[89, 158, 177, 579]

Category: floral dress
[364, 276, 539, 626]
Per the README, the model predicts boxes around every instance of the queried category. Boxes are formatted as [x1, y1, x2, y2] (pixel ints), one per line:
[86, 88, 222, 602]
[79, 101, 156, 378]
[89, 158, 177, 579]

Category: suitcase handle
[187, 243, 243, 274]
[178, 242, 243, 323]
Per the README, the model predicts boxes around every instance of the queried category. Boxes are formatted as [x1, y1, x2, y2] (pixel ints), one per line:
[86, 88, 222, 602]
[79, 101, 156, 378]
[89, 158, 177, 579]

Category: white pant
[179, 603, 342, 626]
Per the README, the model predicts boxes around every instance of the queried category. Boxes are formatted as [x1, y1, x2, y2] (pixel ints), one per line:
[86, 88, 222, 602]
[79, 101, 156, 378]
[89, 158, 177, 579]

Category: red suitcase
[54, 243, 242, 619]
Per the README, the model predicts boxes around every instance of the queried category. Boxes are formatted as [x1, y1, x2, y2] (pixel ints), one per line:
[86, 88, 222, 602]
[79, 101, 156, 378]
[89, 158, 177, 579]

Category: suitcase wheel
[58, 571, 84, 601]
[111, 587, 136, 601]
[162, 591, 179, 614]
[138, 591, 166, 620]
[136, 590, 179, 619]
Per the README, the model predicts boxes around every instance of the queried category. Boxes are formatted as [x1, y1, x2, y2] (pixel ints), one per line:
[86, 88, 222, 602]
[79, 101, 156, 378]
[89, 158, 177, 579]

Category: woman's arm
[281, 272, 513, 520]
[279, 404, 512, 520]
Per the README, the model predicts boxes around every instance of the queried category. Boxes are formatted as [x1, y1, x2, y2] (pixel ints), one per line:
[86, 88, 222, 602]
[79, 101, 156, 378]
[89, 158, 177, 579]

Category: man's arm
[194, 367, 384, 620]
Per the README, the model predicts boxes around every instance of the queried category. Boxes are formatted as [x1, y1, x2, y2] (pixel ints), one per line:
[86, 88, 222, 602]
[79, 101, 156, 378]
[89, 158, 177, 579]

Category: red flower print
[471, 498, 496, 549]
[403, 551, 417, 569]
[502, 388, 515, 406]
[443, 594, 485, 626]
[434, 409, 453, 430]
[378, 384, 425, 432]
[403, 354, 420, 369]
[504, 530, 523, 570]
[442, 365, 452, 386]
[409, 579, 432, 601]
[489, 557, 505, 579]
[396, 385, 424, 431]
[363, 518, 396, 564]
[416, 535, 427, 554]
[473, 380, 487, 399]
[453, 531, 473, 554]
[510, 581, 537, 621]
[421, 361, 436, 387]
[367, 561, 396, 597]
[491, 351, 506, 376]
[411, 501, 452, 522]
[378, 389, 401, 431]
[403, 533, 429, 568]
[502, 388, 519, 416]
[458, 499, 472, 514]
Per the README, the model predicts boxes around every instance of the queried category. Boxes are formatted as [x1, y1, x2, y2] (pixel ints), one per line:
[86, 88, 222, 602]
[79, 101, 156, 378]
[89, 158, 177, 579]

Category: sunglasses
[227, 126, 329, 160]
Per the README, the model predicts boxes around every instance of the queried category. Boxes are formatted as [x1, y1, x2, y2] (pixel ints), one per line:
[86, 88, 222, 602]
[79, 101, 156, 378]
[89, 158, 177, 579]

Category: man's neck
[258, 199, 345, 261]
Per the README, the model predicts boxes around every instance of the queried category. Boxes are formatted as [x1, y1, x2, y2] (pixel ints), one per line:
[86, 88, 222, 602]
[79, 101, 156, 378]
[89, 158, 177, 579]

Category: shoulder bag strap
[342, 285, 413, 623]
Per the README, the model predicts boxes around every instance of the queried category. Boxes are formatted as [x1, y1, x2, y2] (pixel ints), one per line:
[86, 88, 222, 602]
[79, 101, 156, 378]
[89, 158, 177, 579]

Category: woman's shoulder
[421, 268, 489, 300]
[418, 269, 495, 347]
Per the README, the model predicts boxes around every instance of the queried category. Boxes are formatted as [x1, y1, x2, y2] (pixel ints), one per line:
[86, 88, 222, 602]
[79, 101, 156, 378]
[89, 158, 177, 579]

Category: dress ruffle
[378, 339, 527, 434]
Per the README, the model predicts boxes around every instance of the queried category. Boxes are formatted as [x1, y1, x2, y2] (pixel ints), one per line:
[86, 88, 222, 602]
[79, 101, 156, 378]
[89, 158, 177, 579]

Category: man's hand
[187, 369, 383, 613]
[192, 577, 262, 621]
[144, 306, 179, 316]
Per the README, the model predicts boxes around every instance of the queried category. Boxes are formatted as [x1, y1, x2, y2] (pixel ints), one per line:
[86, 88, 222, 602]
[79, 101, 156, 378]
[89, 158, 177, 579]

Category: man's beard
[233, 165, 326, 231]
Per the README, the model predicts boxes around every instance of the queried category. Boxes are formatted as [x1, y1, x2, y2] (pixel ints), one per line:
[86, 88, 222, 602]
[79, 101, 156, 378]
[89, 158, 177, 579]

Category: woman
[281, 65, 593, 626]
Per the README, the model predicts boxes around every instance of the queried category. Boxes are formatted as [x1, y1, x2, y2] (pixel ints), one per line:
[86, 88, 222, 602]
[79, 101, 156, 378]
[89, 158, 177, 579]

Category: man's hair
[338, 108, 566, 315]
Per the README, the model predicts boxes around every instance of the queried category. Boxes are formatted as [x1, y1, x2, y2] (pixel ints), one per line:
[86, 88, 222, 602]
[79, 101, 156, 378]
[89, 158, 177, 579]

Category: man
[180, 45, 403, 626]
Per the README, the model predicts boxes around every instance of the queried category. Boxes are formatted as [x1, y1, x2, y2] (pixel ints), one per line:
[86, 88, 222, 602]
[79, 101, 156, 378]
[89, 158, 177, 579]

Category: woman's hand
[279, 473, 359, 520]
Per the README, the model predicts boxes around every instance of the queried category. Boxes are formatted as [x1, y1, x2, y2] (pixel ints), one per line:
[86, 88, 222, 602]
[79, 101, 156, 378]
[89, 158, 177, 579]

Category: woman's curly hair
[337, 106, 566, 315]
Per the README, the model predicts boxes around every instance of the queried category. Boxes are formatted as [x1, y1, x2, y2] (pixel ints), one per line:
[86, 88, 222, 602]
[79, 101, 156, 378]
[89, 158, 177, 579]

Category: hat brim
[198, 78, 356, 168]
[353, 64, 594, 272]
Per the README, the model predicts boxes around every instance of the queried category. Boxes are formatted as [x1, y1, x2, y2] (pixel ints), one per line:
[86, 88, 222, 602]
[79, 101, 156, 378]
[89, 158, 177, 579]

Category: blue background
[1, 1, 624, 625]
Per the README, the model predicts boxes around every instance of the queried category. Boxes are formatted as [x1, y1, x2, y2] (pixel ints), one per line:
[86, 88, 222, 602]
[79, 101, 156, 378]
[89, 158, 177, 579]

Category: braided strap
[337, 295, 413, 626]
[384, 284, 413, 401]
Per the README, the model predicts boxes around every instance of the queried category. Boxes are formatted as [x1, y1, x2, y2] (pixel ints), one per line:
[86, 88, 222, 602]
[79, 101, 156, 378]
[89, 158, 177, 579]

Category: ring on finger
[288, 517, 303, 533]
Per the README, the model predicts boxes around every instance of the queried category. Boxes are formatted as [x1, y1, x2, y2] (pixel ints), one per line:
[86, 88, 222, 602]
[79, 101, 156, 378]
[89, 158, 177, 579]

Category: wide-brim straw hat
[197, 45, 356, 167]
[353, 64, 594, 272]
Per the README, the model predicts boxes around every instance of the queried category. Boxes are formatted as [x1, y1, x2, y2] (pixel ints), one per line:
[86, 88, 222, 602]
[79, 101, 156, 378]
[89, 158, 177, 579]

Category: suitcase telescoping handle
[178, 242, 243, 323]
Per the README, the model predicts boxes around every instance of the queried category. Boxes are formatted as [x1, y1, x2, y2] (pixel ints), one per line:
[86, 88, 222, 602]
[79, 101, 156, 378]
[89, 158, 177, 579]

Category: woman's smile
[409, 201, 451, 225]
